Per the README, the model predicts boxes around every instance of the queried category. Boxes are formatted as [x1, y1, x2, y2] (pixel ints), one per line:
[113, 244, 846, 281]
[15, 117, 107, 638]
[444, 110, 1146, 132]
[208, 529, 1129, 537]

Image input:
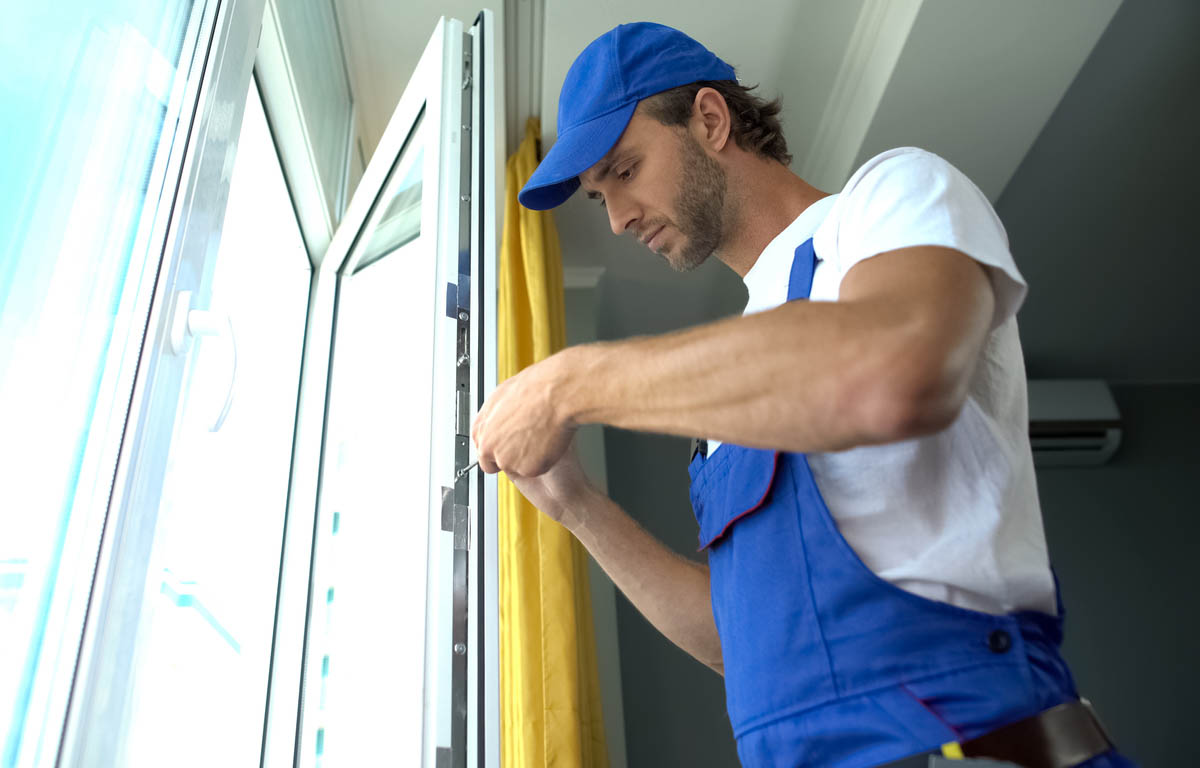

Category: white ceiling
[334, 0, 486, 156]
[537, 0, 1122, 199]
[336, 0, 1123, 268]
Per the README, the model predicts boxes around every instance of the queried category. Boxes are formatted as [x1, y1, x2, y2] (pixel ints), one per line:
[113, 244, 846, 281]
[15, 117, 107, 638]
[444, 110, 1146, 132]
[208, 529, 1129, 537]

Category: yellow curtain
[499, 117, 609, 768]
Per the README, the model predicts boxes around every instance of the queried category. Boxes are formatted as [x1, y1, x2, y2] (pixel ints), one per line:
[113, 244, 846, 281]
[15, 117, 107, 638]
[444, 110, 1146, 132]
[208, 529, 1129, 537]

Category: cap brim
[518, 101, 638, 211]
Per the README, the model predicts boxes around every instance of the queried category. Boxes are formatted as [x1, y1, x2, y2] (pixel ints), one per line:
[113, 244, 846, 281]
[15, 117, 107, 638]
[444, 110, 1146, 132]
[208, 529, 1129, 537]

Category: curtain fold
[499, 117, 609, 768]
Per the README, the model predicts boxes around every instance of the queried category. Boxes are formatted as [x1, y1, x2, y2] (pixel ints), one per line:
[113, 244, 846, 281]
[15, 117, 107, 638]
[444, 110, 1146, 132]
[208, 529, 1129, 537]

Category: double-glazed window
[0, 3, 498, 767]
[1, 1, 209, 762]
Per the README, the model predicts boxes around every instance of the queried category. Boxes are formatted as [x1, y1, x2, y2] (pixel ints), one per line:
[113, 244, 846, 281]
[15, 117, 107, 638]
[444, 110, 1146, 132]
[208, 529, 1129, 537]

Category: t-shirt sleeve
[816, 148, 1026, 330]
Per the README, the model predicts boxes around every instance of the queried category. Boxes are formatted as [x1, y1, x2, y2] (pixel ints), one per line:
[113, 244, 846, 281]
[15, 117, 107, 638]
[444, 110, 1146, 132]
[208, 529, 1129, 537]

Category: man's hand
[473, 349, 579, 477]
[504, 441, 595, 532]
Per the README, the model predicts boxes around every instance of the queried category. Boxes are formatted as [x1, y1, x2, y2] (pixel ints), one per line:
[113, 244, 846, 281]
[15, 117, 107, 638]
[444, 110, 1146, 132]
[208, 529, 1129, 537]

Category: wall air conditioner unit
[1027, 379, 1121, 467]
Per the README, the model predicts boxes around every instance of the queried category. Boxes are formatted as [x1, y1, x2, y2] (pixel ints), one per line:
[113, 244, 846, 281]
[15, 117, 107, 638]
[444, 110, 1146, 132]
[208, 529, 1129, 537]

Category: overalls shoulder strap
[787, 237, 817, 302]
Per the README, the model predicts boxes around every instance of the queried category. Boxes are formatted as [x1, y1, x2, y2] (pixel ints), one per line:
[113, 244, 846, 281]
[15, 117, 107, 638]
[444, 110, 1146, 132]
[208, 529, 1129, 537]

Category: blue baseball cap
[518, 23, 736, 211]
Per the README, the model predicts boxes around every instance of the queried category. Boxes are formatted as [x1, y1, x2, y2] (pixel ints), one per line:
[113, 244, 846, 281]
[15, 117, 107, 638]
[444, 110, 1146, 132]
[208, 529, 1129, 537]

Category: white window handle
[168, 290, 238, 432]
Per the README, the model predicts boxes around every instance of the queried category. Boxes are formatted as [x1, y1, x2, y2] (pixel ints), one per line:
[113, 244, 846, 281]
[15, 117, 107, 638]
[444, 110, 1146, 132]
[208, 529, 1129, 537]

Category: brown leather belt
[879, 699, 1115, 768]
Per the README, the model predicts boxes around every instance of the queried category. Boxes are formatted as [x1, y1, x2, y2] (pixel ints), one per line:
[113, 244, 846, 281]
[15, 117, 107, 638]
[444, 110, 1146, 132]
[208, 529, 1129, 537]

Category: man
[472, 22, 1133, 768]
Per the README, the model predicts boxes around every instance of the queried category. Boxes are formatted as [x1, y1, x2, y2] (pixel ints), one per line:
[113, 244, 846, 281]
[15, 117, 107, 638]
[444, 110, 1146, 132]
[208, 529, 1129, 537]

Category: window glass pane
[274, 0, 354, 220]
[356, 116, 424, 271]
[303, 125, 435, 767]
[112, 80, 311, 766]
[0, 2, 195, 762]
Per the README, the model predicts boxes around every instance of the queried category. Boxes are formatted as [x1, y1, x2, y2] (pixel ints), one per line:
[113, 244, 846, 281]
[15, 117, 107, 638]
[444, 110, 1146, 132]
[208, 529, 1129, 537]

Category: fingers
[473, 423, 559, 477]
[473, 423, 500, 475]
[478, 450, 500, 475]
[469, 367, 572, 477]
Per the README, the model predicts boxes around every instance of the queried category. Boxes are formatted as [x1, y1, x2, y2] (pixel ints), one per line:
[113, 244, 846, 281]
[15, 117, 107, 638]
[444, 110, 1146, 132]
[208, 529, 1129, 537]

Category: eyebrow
[589, 157, 616, 184]
[581, 151, 624, 193]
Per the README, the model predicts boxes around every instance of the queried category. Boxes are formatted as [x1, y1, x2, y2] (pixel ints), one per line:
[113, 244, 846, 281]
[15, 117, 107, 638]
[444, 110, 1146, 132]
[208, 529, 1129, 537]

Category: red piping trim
[899, 683, 965, 742]
[699, 451, 781, 550]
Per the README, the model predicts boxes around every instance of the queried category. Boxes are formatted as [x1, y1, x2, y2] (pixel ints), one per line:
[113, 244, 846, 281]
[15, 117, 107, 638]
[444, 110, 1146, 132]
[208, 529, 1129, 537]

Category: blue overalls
[687, 238, 1135, 767]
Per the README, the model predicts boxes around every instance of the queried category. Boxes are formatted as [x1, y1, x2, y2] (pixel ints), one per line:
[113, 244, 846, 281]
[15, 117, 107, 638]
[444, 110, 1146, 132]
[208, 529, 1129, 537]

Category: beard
[662, 131, 729, 272]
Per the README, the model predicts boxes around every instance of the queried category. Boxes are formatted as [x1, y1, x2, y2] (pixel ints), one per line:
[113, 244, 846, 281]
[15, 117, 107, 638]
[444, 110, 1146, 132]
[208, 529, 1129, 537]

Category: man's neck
[717, 159, 828, 278]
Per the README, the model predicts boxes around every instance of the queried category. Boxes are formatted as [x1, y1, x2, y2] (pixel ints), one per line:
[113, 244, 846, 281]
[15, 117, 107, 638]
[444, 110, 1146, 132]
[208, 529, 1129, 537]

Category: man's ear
[692, 87, 732, 152]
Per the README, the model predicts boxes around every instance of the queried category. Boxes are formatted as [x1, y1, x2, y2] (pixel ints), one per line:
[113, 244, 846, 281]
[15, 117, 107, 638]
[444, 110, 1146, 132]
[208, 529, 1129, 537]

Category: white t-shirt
[710, 147, 1056, 616]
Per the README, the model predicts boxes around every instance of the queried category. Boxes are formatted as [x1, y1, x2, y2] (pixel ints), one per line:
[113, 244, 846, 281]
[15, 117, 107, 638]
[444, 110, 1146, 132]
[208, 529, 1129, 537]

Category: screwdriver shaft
[456, 461, 478, 480]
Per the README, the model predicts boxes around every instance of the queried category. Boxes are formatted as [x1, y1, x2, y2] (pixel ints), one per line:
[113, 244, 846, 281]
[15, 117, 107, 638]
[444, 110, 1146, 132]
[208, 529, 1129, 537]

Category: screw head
[454, 643, 467, 655]
[458, 311, 469, 321]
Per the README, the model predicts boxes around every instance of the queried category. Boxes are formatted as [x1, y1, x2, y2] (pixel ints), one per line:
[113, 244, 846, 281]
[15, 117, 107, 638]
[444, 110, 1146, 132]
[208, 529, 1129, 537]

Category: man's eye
[618, 167, 634, 181]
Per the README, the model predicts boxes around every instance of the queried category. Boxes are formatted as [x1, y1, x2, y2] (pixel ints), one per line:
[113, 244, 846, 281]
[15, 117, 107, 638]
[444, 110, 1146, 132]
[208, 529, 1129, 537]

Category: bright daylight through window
[1, 3, 197, 763]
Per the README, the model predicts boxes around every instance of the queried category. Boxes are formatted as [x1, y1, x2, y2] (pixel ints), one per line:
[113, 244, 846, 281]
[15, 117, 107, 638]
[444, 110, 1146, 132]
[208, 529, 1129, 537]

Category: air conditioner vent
[1027, 380, 1121, 467]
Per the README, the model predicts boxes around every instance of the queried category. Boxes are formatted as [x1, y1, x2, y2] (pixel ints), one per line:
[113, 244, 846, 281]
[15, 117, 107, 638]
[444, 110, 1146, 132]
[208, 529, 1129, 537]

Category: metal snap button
[988, 629, 1012, 654]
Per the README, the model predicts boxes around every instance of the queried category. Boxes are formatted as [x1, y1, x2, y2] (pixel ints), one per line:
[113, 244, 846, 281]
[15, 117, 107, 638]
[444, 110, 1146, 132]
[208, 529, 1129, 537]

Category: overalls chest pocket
[690, 446, 781, 550]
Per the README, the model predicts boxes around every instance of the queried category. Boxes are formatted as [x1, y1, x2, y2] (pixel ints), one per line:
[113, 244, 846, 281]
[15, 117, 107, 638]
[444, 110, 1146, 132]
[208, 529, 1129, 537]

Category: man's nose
[605, 197, 639, 237]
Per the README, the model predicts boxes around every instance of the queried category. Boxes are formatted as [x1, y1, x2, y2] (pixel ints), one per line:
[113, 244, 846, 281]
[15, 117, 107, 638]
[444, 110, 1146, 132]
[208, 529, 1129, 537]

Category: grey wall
[1039, 384, 1199, 766]
[602, 429, 739, 768]
[995, 0, 1200, 381]
[853, 0, 1123, 202]
[992, 3, 1200, 762]
[593, 267, 746, 768]
[565, 285, 630, 768]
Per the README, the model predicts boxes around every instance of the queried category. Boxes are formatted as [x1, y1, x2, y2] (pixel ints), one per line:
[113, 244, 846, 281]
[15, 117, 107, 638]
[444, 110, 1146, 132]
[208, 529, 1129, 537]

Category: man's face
[579, 111, 727, 272]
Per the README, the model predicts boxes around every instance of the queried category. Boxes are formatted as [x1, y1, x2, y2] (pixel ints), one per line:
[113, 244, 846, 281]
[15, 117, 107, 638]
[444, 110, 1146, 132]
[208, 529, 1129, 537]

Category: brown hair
[638, 80, 792, 166]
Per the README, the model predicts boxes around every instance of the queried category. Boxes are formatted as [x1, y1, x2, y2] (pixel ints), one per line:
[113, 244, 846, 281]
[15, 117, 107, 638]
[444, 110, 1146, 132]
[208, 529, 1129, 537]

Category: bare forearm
[473, 248, 993, 479]
[557, 249, 993, 454]
[560, 299, 915, 453]
[565, 488, 723, 674]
